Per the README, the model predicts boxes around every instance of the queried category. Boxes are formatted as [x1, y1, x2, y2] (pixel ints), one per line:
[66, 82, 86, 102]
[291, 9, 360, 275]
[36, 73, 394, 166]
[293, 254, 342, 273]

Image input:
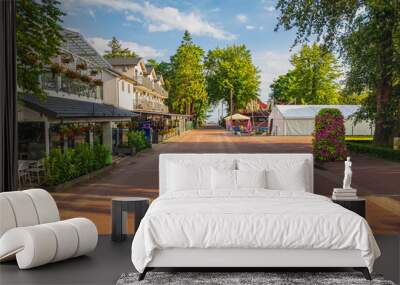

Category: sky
[61, 0, 299, 120]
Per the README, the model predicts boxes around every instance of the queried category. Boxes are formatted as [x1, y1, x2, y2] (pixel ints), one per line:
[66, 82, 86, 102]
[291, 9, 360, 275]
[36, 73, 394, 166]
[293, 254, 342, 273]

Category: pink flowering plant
[313, 108, 347, 161]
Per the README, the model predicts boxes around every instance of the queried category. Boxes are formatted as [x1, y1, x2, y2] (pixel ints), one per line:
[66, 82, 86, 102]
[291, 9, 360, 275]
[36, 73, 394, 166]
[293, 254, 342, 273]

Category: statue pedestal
[332, 188, 358, 200]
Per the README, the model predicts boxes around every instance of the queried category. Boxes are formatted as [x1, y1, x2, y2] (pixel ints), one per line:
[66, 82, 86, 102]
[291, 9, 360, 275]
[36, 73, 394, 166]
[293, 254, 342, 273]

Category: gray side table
[111, 197, 150, 242]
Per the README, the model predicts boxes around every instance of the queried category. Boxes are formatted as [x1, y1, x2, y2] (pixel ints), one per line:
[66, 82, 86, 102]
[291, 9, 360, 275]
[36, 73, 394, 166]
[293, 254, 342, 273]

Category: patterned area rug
[116, 272, 395, 285]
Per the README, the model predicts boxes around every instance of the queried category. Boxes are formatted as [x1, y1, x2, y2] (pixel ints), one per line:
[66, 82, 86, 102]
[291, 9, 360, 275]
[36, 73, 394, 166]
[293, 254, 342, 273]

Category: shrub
[127, 130, 148, 152]
[44, 143, 112, 186]
[346, 142, 400, 162]
[313, 108, 347, 161]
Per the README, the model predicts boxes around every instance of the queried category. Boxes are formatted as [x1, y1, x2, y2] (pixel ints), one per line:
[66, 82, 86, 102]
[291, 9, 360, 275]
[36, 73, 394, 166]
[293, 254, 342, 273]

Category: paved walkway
[53, 127, 400, 234]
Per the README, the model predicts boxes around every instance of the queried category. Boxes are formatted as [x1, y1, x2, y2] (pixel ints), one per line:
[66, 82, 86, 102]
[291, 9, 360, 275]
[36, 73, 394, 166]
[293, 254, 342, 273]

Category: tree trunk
[374, 82, 392, 145]
[373, 7, 394, 146]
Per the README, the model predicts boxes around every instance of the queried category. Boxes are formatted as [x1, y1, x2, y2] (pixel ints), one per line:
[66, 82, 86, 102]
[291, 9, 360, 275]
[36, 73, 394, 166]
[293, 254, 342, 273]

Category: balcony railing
[41, 72, 103, 100]
[133, 99, 168, 113]
[133, 75, 168, 98]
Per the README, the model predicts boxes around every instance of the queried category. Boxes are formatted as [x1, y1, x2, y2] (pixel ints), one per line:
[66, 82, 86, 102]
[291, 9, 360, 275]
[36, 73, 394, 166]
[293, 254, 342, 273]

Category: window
[121, 81, 125, 91]
[128, 84, 131, 93]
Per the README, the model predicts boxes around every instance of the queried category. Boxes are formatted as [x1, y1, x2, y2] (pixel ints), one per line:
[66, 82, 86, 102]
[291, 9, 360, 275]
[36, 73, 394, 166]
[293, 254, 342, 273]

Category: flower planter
[115, 145, 136, 156]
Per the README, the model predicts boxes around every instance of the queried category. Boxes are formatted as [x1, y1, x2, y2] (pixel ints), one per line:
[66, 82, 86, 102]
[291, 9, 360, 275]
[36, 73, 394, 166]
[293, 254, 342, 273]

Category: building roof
[107, 57, 143, 66]
[274, 105, 361, 119]
[145, 64, 155, 75]
[23, 95, 138, 119]
[61, 29, 112, 69]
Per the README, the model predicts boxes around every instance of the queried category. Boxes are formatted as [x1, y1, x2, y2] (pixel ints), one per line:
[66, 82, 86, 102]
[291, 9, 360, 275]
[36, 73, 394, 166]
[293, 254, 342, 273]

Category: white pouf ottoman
[0, 189, 98, 269]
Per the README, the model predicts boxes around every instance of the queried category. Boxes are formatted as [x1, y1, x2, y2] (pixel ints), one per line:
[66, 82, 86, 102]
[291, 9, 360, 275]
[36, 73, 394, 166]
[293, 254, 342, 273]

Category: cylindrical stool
[111, 197, 150, 242]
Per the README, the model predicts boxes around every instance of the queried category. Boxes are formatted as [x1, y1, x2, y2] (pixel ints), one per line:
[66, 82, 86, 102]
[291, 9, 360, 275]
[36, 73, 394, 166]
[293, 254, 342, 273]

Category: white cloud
[126, 14, 141, 22]
[259, 26, 264, 31]
[210, 7, 220, 13]
[264, 6, 275, 12]
[88, 37, 164, 58]
[253, 50, 293, 100]
[236, 14, 248, 23]
[88, 9, 96, 19]
[67, 0, 235, 40]
[245, 25, 255, 30]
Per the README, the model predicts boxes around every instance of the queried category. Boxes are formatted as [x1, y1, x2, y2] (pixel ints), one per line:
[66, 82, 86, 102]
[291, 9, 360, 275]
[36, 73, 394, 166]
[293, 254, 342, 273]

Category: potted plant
[65, 69, 80, 80]
[80, 74, 92, 83]
[90, 70, 99, 76]
[115, 144, 136, 156]
[93, 79, 103, 86]
[50, 63, 63, 74]
[61, 54, 73, 64]
[58, 124, 69, 136]
[76, 62, 87, 70]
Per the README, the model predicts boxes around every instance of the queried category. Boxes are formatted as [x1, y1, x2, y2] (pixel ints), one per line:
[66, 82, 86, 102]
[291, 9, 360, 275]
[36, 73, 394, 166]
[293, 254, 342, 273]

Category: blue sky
[62, 0, 299, 118]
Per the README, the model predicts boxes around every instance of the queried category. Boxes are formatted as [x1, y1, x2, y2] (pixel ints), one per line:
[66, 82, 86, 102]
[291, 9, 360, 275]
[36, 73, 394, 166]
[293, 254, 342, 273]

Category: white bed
[131, 154, 380, 280]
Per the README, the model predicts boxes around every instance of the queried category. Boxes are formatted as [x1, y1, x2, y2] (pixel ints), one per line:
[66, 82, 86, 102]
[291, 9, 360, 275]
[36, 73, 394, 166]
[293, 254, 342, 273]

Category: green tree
[16, 0, 64, 100]
[270, 71, 296, 104]
[271, 44, 342, 104]
[275, 0, 400, 145]
[104, 37, 137, 59]
[205, 45, 260, 114]
[168, 31, 208, 126]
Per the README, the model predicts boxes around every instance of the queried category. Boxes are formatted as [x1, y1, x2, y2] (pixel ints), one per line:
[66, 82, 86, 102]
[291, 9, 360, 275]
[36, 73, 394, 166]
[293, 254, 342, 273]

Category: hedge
[44, 143, 112, 186]
[313, 108, 347, 161]
[127, 130, 148, 151]
[346, 142, 400, 162]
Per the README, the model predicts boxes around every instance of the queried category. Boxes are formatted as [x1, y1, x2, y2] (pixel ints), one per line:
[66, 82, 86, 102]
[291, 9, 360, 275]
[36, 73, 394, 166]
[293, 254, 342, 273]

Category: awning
[22, 95, 138, 119]
[224, 113, 251, 120]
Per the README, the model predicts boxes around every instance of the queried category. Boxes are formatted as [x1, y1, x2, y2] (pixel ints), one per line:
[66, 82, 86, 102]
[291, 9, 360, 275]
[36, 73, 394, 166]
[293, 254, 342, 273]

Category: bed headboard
[159, 153, 314, 195]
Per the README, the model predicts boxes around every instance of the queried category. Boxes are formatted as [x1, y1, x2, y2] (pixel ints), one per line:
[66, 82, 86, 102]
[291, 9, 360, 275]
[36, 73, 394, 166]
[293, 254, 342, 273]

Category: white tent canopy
[224, 113, 250, 121]
[269, 105, 374, 136]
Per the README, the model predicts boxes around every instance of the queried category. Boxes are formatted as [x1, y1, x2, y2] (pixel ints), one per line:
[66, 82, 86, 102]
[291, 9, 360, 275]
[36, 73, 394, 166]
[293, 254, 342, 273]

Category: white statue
[343, 157, 352, 189]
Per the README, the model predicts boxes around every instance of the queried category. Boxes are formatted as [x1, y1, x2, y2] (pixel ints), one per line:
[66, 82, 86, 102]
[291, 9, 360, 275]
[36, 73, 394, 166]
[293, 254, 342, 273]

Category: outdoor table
[111, 197, 150, 242]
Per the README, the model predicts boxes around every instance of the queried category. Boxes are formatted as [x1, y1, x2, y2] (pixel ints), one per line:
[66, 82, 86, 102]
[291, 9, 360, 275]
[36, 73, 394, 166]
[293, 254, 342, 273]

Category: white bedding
[131, 190, 380, 273]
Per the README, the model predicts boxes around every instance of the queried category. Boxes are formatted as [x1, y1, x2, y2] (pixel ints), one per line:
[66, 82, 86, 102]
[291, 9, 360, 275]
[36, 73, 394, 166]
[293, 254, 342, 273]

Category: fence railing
[133, 75, 168, 97]
[41, 72, 103, 100]
[133, 99, 168, 113]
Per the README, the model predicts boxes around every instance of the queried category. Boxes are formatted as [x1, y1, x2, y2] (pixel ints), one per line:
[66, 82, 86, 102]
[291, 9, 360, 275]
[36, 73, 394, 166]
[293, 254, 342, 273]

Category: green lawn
[345, 136, 373, 142]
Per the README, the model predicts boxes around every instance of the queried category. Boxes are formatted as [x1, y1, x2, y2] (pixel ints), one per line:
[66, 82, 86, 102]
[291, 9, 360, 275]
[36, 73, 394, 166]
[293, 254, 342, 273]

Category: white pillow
[167, 163, 212, 191]
[237, 159, 309, 191]
[266, 161, 307, 191]
[212, 168, 237, 191]
[236, 169, 267, 189]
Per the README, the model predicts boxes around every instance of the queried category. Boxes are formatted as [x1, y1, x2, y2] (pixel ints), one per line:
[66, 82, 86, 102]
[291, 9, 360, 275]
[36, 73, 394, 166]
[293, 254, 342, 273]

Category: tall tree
[205, 45, 260, 114]
[104, 37, 137, 59]
[275, 0, 400, 145]
[270, 71, 296, 104]
[270, 44, 342, 104]
[16, 0, 64, 100]
[168, 31, 208, 126]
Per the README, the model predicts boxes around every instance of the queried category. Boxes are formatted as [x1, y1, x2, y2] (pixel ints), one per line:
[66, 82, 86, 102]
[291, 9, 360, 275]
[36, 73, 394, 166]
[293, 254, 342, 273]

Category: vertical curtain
[0, 0, 17, 192]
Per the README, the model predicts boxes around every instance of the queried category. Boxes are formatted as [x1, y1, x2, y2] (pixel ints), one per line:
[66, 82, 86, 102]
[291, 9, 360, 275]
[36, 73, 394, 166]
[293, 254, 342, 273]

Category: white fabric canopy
[269, 105, 373, 136]
[224, 113, 250, 121]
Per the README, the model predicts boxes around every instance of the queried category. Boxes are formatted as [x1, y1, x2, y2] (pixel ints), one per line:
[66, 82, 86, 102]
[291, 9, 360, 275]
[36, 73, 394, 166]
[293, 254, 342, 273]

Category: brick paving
[53, 127, 400, 234]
